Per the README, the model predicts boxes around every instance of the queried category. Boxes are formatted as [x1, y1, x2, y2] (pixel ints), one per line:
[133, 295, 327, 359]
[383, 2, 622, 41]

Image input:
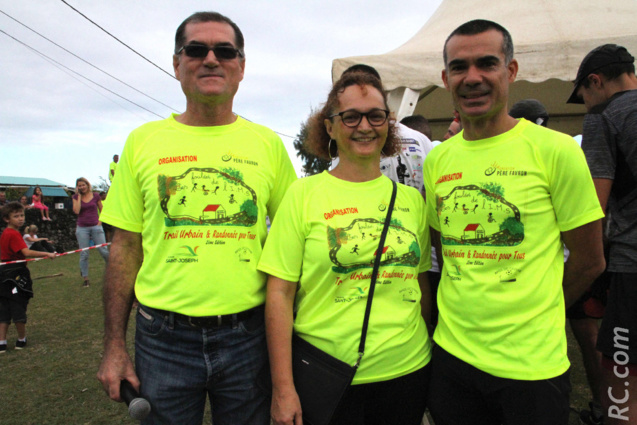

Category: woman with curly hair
[259, 71, 433, 425]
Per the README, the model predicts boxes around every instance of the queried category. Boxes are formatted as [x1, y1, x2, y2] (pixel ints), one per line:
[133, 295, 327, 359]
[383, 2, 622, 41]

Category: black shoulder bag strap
[354, 180, 397, 368]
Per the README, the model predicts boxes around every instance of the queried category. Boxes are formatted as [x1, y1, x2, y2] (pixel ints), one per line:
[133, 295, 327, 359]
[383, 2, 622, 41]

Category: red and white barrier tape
[0, 243, 111, 266]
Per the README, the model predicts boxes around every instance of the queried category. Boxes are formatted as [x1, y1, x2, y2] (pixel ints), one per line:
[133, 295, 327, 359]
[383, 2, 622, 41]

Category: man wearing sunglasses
[97, 11, 296, 425]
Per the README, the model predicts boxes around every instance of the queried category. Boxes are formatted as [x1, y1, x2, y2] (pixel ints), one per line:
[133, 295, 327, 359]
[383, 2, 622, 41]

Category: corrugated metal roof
[0, 176, 67, 187]
[25, 187, 70, 198]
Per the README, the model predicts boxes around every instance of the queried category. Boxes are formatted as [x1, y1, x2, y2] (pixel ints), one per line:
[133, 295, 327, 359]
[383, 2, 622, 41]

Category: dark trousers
[428, 345, 571, 425]
[30, 240, 55, 253]
[330, 364, 431, 425]
[597, 272, 637, 363]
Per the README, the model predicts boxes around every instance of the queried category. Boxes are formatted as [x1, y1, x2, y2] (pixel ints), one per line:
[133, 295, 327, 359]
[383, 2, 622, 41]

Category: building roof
[0, 176, 67, 187]
[0, 176, 69, 198]
[25, 187, 70, 198]
[204, 204, 222, 212]
[464, 224, 482, 231]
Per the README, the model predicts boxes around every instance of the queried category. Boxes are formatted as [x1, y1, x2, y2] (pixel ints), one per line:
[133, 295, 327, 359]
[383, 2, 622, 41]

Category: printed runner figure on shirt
[161, 168, 256, 226]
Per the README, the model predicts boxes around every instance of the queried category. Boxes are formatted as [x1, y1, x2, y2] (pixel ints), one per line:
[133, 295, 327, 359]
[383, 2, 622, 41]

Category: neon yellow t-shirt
[258, 171, 432, 384]
[101, 114, 297, 316]
[424, 119, 604, 380]
[109, 161, 117, 182]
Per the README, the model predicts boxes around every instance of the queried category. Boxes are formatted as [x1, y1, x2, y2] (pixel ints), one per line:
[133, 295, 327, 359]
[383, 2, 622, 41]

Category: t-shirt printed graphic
[258, 172, 432, 385]
[327, 209, 421, 274]
[424, 119, 604, 380]
[436, 182, 524, 247]
[100, 114, 297, 316]
[159, 167, 258, 228]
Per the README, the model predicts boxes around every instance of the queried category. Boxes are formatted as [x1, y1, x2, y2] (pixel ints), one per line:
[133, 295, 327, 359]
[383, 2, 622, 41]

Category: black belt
[143, 305, 263, 328]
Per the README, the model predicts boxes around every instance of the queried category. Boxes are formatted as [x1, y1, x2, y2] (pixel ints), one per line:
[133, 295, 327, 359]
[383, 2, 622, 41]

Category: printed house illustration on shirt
[437, 184, 524, 246]
[374, 246, 396, 262]
[462, 224, 485, 240]
[203, 204, 226, 219]
[158, 167, 258, 228]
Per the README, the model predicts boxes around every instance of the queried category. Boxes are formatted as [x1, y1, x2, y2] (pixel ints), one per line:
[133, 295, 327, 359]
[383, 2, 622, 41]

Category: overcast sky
[0, 0, 444, 189]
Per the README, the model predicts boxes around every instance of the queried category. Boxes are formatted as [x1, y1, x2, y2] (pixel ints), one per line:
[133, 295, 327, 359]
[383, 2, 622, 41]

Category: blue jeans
[135, 305, 271, 425]
[75, 225, 109, 277]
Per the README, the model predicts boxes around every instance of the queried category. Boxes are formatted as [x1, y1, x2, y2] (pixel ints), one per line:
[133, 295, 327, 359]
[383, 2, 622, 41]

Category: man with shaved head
[424, 19, 605, 424]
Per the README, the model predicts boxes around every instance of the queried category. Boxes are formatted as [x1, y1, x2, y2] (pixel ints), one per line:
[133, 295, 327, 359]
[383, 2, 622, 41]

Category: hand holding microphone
[120, 379, 151, 420]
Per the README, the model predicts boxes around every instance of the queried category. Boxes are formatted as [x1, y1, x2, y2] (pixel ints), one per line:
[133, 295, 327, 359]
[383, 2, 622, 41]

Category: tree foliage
[293, 114, 331, 176]
[479, 182, 505, 202]
[240, 199, 258, 219]
[221, 168, 244, 182]
[409, 240, 421, 258]
[327, 225, 337, 248]
[499, 217, 524, 237]
[94, 176, 110, 193]
[157, 175, 179, 197]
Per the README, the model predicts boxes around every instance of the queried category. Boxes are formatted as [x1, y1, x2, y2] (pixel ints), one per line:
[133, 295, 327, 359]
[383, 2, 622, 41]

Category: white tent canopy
[332, 0, 637, 138]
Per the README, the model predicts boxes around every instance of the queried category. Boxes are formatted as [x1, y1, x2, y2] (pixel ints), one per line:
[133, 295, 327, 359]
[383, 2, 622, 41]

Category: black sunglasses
[176, 44, 244, 60]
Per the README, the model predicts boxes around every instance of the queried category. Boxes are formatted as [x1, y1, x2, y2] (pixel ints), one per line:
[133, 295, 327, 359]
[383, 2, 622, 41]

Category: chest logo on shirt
[158, 155, 198, 166]
[165, 244, 200, 263]
[436, 172, 463, 184]
[158, 167, 257, 228]
[400, 288, 418, 303]
[436, 184, 524, 246]
[484, 162, 528, 177]
[496, 266, 522, 282]
[235, 247, 253, 262]
[400, 138, 421, 147]
[221, 151, 259, 166]
[327, 217, 420, 273]
[324, 207, 358, 220]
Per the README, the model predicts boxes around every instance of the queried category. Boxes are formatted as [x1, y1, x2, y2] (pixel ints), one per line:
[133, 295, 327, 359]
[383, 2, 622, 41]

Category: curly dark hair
[306, 72, 400, 161]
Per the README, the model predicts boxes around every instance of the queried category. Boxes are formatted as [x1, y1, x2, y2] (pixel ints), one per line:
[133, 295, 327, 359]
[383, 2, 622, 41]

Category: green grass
[0, 251, 135, 425]
[0, 250, 593, 424]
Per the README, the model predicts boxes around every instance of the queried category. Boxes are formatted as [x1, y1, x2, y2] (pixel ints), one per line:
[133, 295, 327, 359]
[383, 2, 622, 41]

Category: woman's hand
[271, 387, 303, 425]
[72, 194, 82, 215]
[265, 275, 302, 425]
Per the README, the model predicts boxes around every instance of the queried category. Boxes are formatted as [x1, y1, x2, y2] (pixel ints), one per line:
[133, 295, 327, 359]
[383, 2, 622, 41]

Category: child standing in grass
[0, 202, 55, 353]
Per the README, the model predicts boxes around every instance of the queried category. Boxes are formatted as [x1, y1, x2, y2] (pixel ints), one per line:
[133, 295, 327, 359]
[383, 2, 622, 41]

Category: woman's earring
[328, 139, 336, 161]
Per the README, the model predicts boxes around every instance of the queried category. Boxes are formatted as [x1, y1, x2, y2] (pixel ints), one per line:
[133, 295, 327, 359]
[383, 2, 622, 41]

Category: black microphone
[120, 379, 151, 420]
